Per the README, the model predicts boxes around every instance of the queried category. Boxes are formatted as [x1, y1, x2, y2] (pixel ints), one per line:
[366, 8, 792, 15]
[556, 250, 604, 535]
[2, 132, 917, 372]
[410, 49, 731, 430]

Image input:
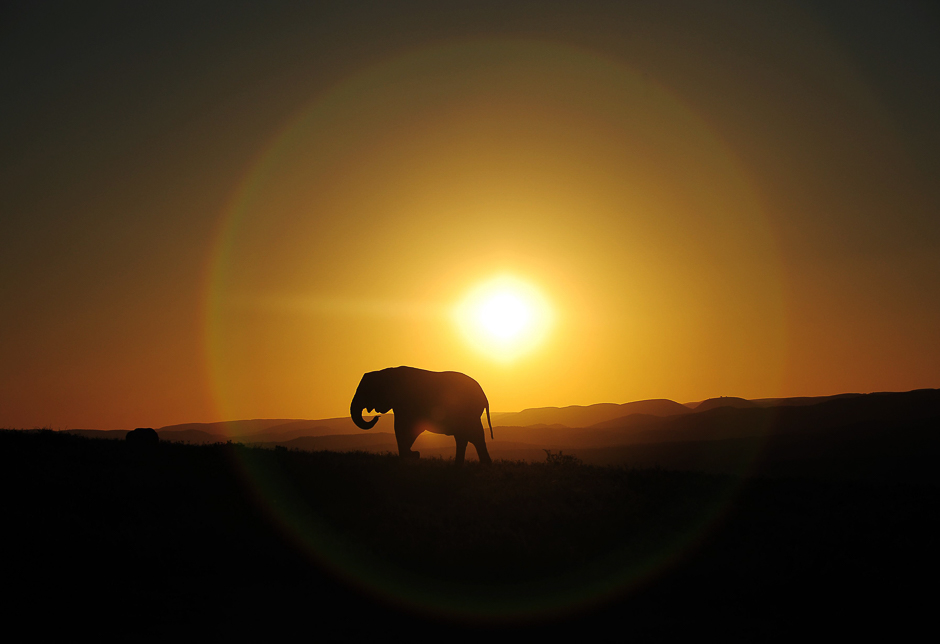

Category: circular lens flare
[456, 275, 552, 362]
[204, 36, 786, 621]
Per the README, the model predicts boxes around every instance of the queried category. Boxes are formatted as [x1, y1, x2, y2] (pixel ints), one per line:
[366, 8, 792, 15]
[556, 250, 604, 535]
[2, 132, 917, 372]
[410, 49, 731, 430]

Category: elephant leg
[470, 422, 492, 465]
[454, 436, 469, 466]
[394, 418, 421, 459]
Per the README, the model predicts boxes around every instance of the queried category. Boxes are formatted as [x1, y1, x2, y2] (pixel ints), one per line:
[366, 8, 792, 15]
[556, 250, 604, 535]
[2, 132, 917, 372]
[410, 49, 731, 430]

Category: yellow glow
[455, 275, 553, 362]
[204, 40, 789, 419]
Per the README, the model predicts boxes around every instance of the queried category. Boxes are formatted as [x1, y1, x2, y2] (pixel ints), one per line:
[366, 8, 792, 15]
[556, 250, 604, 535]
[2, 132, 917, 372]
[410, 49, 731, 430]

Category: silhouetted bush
[543, 449, 582, 466]
[126, 427, 159, 446]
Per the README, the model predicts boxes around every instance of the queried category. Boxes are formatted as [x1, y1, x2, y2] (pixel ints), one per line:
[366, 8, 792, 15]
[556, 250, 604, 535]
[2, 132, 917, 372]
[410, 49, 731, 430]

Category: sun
[455, 275, 553, 362]
[478, 291, 532, 340]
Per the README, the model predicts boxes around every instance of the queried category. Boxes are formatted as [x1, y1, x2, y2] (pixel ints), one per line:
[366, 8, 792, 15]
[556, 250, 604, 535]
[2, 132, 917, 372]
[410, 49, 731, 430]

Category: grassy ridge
[2, 429, 938, 634]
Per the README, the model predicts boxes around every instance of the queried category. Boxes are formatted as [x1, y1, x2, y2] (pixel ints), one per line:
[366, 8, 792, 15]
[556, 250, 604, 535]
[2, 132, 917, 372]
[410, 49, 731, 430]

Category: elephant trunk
[351, 397, 380, 430]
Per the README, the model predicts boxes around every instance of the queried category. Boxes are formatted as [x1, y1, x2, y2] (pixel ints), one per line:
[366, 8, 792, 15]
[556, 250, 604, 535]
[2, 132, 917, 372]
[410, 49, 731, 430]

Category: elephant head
[350, 370, 393, 430]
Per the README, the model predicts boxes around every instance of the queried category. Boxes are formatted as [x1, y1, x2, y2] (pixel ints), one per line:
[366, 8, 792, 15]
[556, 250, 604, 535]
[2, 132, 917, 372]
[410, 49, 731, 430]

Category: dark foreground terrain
[2, 429, 937, 636]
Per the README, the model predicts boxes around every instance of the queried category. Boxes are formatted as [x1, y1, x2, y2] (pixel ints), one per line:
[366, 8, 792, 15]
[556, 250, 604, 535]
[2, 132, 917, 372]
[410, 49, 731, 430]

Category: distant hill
[60, 416, 394, 444]
[243, 417, 370, 440]
[692, 397, 756, 412]
[56, 390, 940, 471]
[586, 388, 940, 440]
[65, 428, 225, 444]
[157, 419, 303, 437]
[156, 416, 378, 443]
[748, 393, 863, 407]
[686, 393, 866, 410]
[469, 389, 940, 477]
[38, 387, 940, 482]
[117, 401, 696, 444]
[491, 399, 691, 427]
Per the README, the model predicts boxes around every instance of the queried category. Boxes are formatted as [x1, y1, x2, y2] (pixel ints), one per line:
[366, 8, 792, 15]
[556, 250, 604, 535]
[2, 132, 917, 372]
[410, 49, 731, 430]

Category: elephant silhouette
[351, 366, 493, 465]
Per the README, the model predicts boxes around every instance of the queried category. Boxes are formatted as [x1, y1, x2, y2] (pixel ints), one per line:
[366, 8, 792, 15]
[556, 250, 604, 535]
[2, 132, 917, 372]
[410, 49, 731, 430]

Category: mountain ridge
[57, 389, 940, 457]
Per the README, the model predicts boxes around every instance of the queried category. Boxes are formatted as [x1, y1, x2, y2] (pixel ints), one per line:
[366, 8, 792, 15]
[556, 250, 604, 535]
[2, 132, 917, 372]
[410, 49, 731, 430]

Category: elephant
[351, 366, 493, 465]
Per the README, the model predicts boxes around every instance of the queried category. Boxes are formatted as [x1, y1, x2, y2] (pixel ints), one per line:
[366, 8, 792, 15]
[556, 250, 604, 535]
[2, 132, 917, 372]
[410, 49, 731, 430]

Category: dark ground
[2, 429, 937, 637]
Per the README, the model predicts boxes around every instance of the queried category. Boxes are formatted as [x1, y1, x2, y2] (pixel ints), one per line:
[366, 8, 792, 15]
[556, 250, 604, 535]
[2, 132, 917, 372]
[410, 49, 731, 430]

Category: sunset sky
[2, 1, 939, 429]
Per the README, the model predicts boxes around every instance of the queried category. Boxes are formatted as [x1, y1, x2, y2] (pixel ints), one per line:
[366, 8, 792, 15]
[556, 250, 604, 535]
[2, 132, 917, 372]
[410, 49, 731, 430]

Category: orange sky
[2, 2, 939, 429]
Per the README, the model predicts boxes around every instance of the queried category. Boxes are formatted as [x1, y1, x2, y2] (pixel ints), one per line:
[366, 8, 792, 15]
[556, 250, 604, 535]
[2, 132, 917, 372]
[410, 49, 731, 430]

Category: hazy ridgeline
[63, 388, 940, 483]
[2, 419, 938, 635]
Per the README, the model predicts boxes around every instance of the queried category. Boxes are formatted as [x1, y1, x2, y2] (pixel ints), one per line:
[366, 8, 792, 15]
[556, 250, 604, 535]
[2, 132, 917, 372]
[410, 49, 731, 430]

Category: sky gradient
[2, 1, 939, 429]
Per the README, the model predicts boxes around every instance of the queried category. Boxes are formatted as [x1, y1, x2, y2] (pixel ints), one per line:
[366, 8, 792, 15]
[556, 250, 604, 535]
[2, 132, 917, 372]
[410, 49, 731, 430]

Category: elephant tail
[485, 399, 493, 440]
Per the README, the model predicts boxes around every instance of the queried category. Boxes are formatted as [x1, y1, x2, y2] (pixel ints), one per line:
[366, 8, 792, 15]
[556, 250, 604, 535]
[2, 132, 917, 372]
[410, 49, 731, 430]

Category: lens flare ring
[203, 36, 786, 621]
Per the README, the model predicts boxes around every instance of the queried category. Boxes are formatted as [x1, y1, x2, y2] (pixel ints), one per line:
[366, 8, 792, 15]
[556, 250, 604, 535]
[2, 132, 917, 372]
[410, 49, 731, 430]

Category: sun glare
[455, 275, 553, 362]
[478, 291, 531, 340]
